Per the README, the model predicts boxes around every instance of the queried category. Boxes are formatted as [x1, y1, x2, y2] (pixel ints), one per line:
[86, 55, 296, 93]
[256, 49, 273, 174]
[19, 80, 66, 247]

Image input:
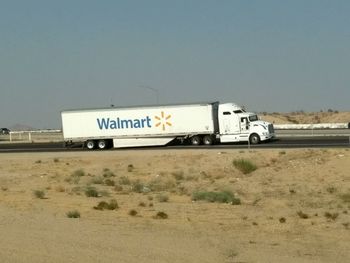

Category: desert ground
[0, 148, 350, 262]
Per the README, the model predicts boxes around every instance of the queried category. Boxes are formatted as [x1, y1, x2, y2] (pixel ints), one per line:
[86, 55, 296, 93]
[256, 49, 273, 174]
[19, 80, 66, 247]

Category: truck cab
[218, 103, 275, 144]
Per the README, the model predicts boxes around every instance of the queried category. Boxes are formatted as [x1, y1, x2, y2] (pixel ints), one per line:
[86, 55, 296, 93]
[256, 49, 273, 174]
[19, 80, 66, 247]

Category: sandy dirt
[0, 149, 350, 262]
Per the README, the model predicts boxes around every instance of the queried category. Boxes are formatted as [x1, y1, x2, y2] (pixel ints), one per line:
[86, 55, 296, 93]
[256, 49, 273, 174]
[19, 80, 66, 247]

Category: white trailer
[61, 102, 275, 149]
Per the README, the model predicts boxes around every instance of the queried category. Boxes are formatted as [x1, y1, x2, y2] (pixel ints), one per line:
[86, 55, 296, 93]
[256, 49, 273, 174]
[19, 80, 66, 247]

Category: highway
[0, 136, 349, 153]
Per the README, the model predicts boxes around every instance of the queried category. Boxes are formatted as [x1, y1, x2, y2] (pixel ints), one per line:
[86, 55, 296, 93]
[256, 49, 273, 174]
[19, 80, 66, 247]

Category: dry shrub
[55, 186, 65, 192]
[339, 193, 350, 203]
[127, 164, 134, 172]
[85, 187, 100, 197]
[153, 211, 168, 219]
[71, 169, 85, 177]
[66, 210, 80, 218]
[129, 209, 138, 216]
[156, 193, 169, 202]
[192, 190, 241, 205]
[297, 211, 309, 219]
[33, 190, 46, 199]
[102, 169, 115, 178]
[324, 212, 339, 220]
[104, 179, 115, 186]
[94, 199, 119, 211]
[90, 176, 104, 184]
[132, 180, 145, 193]
[148, 178, 176, 192]
[171, 170, 184, 180]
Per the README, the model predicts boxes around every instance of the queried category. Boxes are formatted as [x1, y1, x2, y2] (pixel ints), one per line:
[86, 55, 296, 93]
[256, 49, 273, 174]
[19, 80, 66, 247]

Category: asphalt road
[0, 136, 349, 153]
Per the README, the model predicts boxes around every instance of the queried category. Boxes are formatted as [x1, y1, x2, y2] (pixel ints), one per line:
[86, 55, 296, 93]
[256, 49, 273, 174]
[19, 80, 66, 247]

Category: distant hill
[260, 112, 350, 124]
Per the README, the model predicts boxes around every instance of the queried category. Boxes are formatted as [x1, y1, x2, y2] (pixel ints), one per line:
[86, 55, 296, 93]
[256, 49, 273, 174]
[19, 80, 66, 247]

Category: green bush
[233, 159, 257, 174]
[192, 190, 241, 204]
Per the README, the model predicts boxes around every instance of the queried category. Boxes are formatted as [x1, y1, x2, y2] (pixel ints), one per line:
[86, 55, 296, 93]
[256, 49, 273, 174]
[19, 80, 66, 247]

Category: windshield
[249, 115, 259, 122]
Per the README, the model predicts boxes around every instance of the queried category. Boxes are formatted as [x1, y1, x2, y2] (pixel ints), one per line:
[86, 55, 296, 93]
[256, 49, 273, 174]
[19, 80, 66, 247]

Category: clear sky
[1, 0, 349, 129]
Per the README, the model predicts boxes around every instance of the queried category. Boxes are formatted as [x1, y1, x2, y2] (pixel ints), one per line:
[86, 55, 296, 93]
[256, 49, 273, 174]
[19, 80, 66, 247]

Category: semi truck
[61, 102, 275, 149]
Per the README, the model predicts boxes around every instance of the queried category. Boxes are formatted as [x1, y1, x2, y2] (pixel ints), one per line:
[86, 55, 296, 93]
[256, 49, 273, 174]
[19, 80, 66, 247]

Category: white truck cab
[218, 103, 274, 144]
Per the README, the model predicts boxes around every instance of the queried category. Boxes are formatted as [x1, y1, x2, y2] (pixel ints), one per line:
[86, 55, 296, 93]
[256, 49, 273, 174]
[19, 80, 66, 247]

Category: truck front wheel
[86, 140, 95, 150]
[249, 134, 260, 144]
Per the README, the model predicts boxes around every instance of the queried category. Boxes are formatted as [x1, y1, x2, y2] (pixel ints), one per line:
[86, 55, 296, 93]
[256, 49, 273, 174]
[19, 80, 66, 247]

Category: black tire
[97, 140, 108, 149]
[190, 135, 201, 145]
[203, 135, 214, 145]
[86, 140, 95, 150]
[249, 133, 260, 144]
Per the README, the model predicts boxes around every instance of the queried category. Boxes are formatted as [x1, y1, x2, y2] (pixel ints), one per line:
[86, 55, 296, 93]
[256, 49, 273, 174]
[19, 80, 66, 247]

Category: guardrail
[5, 130, 63, 143]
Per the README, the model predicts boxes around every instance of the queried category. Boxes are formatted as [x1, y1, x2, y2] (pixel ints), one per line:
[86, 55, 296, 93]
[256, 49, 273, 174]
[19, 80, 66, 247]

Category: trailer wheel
[249, 134, 260, 144]
[86, 140, 95, 150]
[97, 140, 108, 150]
[203, 135, 214, 145]
[190, 135, 201, 145]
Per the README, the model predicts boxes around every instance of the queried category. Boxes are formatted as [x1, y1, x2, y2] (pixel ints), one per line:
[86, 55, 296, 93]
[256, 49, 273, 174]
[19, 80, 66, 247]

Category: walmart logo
[155, 111, 172, 131]
[96, 111, 172, 131]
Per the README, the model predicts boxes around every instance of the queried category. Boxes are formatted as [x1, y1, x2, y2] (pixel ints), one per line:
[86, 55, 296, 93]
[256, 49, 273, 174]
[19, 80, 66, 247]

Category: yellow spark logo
[155, 111, 172, 131]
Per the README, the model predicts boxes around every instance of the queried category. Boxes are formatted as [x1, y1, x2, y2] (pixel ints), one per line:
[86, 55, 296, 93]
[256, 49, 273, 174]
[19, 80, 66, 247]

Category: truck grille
[268, 124, 274, 134]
